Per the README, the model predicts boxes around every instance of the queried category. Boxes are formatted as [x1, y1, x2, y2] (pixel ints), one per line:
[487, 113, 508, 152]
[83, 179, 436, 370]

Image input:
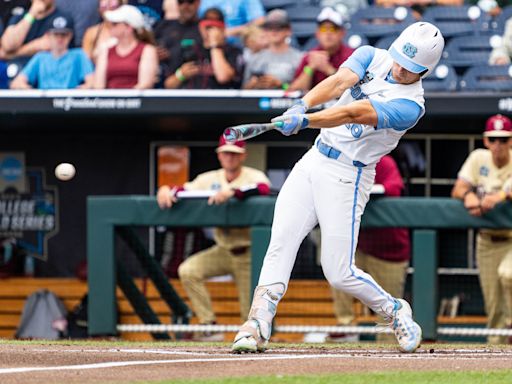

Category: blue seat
[347, 6, 415, 41]
[291, 21, 318, 39]
[442, 35, 494, 69]
[301, 33, 369, 51]
[490, 4, 512, 34]
[374, 34, 398, 50]
[422, 63, 458, 92]
[422, 5, 492, 38]
[286, 6, 322, 22]
[459, 64, 512, 91]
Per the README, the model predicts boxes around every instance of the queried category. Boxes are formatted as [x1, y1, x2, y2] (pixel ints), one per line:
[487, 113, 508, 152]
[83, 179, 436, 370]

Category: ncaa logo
[402, 42, 417, 58]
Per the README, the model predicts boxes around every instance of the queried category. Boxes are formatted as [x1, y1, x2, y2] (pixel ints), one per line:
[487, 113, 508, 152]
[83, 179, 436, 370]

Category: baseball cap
[262, 9, 290, 29]
[317, 7, 344, 28]
[199, 7, 225, 29]
[49, 15, 74, 34]
[216, 135, 246, 154]
[484, 114, 512, 137]
[104, 5, 145, 29]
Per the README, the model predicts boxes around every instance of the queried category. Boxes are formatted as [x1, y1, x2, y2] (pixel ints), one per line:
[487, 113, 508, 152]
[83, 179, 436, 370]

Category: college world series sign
[0, 153, 58, 260]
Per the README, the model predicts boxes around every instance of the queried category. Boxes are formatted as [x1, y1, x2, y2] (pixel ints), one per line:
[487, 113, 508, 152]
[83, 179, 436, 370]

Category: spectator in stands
[320, 0, 368, 18]
[489, 18, 512, 65]
[243, 9, 303, 90]
[198, 0, 265, 43]
[290, 7, 353, 93]
[156, 136, 271, 341]
[1, 0, 74, 63]
[82, 0, 127, 63]
[55, 0, 100, 47]
[240, 24, 268, 63]
[93, 4, 158, 89]
[451, 114, 512, 344]
[328, 155, 410, 343]
[10, 14, 94, 89]
[154, 0, 201, 70]
[163, 7, 244, 89]
[467, 0, 508, 17]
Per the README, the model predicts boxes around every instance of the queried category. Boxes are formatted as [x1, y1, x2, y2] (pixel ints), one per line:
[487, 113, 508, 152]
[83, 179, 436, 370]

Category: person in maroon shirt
[329, 154, 411, 343]
[93, 4, 158, 89]
[289, 7, 353, 93]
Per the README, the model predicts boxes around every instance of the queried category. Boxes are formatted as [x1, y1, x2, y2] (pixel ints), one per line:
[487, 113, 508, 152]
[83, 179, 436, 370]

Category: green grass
[143, 370, 512, 384]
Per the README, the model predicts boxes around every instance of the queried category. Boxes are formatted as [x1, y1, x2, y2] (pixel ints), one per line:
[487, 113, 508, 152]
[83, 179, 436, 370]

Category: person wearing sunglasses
[452, 113, 512, 344]
[290, 7, 354, 92]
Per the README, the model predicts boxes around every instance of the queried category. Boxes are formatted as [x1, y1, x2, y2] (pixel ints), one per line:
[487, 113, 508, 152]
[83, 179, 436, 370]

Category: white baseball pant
[258, 146, 398, 319]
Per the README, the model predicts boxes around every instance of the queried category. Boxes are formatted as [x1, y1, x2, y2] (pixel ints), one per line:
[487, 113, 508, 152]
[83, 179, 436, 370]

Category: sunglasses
[488, 136, 510, 143]
[178, 0, 196, 4]
[318, 25, 340, 33]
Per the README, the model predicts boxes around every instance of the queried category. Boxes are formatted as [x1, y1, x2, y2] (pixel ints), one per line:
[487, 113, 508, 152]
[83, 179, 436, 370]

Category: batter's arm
[306, 99, 378, 128]
[302, 67, 360, 109]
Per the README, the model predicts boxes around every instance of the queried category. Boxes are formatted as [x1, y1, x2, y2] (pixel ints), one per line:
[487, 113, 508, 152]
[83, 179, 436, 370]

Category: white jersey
[319, 48, 425, 166]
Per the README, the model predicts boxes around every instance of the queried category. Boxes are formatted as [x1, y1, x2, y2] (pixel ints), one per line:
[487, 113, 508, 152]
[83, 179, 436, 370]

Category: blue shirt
[22, 48, 94, 89]
[342, 45, 422, 131]
[198, 0, 265, 29]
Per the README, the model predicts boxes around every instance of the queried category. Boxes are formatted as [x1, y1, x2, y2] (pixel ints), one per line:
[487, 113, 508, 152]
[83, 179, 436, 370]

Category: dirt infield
[0, 342, 511, 384]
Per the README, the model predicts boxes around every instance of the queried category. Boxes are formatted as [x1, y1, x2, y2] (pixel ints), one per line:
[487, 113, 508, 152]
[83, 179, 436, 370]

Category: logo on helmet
[402, 42, 417, 58]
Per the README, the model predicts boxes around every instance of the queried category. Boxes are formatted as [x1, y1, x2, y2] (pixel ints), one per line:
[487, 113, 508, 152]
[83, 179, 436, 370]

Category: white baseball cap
[317, 7, 344, 28]
[104, 5, 145, 30]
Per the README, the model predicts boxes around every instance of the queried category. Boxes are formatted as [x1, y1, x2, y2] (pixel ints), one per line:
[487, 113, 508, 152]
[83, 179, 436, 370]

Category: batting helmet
[389, 22, 444, 78]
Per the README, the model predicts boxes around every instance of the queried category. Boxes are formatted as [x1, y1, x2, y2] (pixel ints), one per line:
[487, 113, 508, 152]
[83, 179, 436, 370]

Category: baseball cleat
[231, 319, 267, 354]
[391, 299, 422, 353]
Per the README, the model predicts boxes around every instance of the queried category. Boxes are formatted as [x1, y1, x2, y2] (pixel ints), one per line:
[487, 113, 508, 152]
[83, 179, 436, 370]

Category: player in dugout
[452, 114, 512, 344]
[231, 22, 445, 354]
[156, 136, 270, 341]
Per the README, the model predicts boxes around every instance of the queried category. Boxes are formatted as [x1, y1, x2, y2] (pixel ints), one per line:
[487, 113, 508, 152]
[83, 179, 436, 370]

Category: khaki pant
[476, 233, 512, 344]
[178, 245, 250, 324]
[331, 249, 408, 342]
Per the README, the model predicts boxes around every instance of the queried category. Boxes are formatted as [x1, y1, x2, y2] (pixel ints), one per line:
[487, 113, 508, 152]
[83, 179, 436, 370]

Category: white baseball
[55, 163, 76, 181]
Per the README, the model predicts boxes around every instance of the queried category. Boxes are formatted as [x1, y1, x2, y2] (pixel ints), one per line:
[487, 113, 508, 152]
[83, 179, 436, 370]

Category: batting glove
[271, 114, 309, 136]
[283, 99, 309, 116]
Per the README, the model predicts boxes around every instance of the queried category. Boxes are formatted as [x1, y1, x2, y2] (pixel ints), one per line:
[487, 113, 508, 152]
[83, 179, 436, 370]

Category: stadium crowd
[1, 0, 512, 91]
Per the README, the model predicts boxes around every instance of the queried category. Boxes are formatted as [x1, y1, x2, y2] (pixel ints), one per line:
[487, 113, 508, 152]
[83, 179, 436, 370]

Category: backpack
[15, 289, 68, 340]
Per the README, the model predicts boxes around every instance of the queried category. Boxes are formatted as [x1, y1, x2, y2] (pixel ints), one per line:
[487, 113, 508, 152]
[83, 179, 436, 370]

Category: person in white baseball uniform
[232, 22, 444, 354]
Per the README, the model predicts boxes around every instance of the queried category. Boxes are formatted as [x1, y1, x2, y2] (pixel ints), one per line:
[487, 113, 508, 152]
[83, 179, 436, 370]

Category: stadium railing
[87, 195, 512, 341]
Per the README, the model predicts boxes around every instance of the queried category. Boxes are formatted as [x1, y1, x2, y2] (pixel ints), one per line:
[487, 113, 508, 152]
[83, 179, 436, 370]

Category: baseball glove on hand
[283, 99, 309, 116]
[271, 114, 309, 136]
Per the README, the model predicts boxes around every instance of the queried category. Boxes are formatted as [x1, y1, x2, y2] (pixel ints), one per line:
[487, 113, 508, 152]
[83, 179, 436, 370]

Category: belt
[316, 139, 367, 167]
[490, 236, 512, 243]
[316, 139, 341, 159]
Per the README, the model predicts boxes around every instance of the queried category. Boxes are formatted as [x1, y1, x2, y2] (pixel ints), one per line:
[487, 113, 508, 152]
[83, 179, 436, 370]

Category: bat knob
[223, 128, 238, 143]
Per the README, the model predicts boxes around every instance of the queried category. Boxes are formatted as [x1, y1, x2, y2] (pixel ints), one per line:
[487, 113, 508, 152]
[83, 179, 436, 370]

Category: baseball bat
[223, 121, 283, 143]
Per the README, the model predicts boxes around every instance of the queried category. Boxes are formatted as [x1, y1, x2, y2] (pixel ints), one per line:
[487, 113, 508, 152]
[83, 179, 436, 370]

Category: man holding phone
[164, 6, 243, 89]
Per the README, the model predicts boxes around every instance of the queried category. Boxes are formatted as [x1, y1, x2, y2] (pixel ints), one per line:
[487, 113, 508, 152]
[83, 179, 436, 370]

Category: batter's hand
[283, 99, 309, 116]
[157, 186, 178, 209]
[271, 114, 309, 136]
[208, 189, 234, 205]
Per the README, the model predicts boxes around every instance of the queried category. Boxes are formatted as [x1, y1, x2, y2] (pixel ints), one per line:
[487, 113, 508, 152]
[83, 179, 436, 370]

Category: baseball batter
[232, 22, 445, 354]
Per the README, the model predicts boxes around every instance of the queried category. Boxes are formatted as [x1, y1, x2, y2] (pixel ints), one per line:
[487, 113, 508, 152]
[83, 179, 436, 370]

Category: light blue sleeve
[78, 50, 94, 77]
[370, 98, 423, 131]
[243, 0, 265, 21]
[340, 45, 375, 80]
[21, 54, 41, 86]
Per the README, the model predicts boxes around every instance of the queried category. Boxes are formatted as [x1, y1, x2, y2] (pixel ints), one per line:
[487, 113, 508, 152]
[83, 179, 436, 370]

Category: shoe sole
[231, 337, 266, 354]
